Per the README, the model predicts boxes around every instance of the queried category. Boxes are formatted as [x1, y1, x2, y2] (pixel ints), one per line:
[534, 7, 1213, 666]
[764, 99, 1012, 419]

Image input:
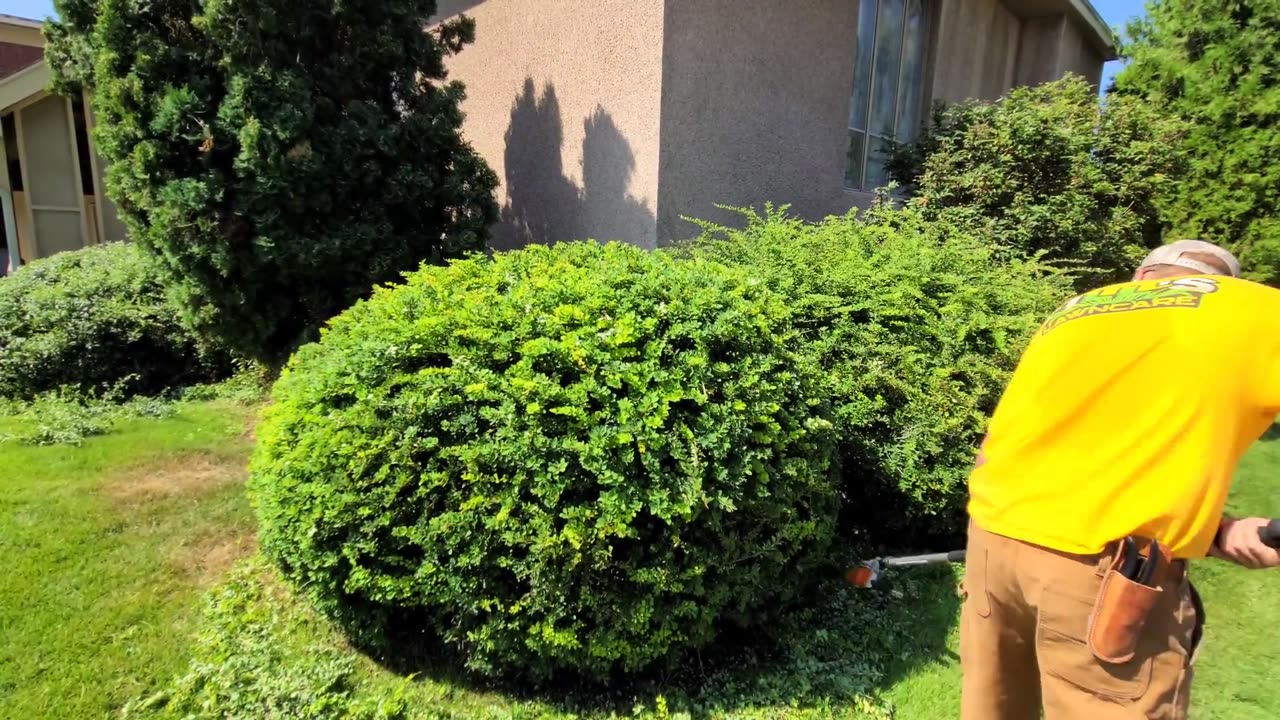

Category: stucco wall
[1056, 17, 1105, 88]
[1014, 15, 1065, 88]
[432, 0, 664, 249]
[1014, 13, 1105, 90]
[437, 0, 1108, 246]
[655, 0, 859, 243]
[929, 0, 1023, 104]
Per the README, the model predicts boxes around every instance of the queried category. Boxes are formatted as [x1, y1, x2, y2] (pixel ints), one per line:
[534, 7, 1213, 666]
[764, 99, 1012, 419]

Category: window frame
[844, 0, 936, 192]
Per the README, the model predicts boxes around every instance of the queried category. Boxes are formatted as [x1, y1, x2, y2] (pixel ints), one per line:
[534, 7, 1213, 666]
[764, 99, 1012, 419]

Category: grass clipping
[125, 559, 410, 720]
[0, 390, 173, 446]
[128, 554, 965, 719]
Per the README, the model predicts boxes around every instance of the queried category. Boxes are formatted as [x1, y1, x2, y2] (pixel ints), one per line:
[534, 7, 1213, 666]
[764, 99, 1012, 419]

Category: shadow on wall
[496, 78, 654, 250]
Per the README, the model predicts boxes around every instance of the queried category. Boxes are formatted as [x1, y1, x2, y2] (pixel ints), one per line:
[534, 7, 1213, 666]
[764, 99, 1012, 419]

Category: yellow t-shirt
[969, 275, 1280, 559]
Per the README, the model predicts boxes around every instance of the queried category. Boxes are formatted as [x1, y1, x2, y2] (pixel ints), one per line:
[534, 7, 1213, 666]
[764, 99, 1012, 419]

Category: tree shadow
[496, 79, 582, 250]
[495, 78, 655, 250]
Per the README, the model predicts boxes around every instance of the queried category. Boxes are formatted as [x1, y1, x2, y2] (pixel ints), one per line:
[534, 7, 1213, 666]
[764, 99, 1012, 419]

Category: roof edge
[0, 14, 45, 30]
[0, 60, 50, 114]
[1067, 0, 1118, 61]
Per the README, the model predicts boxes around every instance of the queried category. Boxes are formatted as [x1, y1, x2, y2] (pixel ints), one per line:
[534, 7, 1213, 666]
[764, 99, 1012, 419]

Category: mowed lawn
[1, 401, 1278, 719]
[0, 402, 257, 719]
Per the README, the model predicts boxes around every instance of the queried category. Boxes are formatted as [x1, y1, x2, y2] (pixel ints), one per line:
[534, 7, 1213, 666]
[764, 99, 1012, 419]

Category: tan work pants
[960, 522, 1201, 720]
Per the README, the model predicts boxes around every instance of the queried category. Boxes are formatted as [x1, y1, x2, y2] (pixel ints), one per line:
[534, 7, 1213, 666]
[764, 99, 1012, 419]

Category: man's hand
[1210, 517, 1280, 569]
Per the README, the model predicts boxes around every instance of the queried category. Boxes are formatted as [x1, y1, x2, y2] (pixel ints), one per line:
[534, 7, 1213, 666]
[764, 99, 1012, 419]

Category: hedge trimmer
[845, 549, 967, 589]
[844, 520, 1280, 590]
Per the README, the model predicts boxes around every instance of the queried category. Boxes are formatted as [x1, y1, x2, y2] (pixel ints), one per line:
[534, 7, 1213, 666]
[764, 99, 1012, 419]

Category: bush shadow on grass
[356, 562, 962, 718]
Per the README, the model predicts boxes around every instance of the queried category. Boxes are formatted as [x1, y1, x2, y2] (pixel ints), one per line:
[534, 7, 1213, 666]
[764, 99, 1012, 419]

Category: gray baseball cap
[1138, 239, 1242, 278]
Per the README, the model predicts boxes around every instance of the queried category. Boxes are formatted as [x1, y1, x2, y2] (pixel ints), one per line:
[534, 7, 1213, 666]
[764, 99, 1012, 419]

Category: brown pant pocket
[1040, 625, 1154, 701]
[1088, 569, 1163, 664]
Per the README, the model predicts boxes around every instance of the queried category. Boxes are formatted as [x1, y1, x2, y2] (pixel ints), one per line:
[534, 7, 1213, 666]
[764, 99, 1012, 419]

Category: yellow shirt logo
[1039, 277, 1220, 336]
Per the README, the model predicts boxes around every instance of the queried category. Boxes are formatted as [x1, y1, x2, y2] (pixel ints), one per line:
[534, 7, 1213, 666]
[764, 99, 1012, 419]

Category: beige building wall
[84, 95, 128, 243]
[432, 0, 664, 249]
[439, 0, 1111, 247]
[929, 0, 1023, 104]
[17, 95, 88, 258]
[1056, 17, 1106, 87]
[1014, 14, 1105, 89]
[656, 0, 860, 243]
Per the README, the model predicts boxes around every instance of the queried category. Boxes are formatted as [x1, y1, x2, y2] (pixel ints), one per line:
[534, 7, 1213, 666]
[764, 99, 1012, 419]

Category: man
[962, 240, 1280, 720]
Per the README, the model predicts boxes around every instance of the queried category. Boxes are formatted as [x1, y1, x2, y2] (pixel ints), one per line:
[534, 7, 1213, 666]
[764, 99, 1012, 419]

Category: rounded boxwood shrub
[249, 242, 838, 680]
[680, 203, 1072, 548]
[0, 243, 232, 400]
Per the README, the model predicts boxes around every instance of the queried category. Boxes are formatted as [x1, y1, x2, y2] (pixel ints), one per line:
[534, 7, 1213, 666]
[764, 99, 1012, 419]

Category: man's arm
[1210, 516, 1280, 569]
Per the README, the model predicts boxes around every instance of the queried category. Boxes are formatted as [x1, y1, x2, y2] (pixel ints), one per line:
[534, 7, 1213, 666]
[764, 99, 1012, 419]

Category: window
[845, 0, 931, 191]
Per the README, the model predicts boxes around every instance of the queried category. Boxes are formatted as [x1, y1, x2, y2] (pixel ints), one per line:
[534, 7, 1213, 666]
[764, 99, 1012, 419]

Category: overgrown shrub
[250, 242, 839, 680]
[888, 75, 1186, 288]
[1112, 0, 1280, 285]
[0, 243, 231, 400]
[46, 0, 499, 364]
[679, 203, 1070, 547]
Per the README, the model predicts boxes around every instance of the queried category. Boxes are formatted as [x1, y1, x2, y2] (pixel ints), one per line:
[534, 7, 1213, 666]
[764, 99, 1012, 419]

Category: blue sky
[1094, 0, 1150, 90]
[4, 0, 1147, 90]
[0, 0, 54, 22]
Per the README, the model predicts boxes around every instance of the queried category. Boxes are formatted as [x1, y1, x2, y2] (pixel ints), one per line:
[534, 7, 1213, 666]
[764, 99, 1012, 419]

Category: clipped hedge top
[250, 241, 839, 679]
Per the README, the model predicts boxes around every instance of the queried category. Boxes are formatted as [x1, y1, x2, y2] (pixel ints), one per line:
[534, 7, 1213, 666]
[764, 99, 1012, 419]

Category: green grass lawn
[2, 402, 1277, 719]
[0, 402, 257, 719]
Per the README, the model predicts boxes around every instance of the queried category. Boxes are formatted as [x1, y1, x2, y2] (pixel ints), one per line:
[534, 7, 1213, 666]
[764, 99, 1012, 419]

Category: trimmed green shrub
[888, 75, 1186, 289]
[0, 243, 231, 400]
[46, 0, 499, 364]
[1113, 0, 1280, 285]
[249, 242, 839, 680]
[679, 203, 1071, 546]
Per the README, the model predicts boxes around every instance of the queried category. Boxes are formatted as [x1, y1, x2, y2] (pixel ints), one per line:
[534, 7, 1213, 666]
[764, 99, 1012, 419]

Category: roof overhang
[0, 15, 46, 47]
[0, 61, 50, 114]
[1007, 0, 1117, 61]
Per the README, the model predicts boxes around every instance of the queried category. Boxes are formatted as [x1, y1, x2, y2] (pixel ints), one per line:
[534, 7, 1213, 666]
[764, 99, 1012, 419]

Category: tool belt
[1087, 536, 1181, 664]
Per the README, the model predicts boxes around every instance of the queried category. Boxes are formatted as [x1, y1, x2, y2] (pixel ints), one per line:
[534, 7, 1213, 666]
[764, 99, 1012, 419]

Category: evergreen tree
[46, 0, 498, 362]
[1113, 0, 1280, 284]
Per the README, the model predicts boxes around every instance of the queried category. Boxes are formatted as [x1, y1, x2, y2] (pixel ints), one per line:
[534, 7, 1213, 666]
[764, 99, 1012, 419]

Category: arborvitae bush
[46, 0, 499, 364]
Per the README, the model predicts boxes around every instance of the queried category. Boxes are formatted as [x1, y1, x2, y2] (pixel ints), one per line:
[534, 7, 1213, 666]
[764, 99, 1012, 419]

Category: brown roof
[0, 41, 42, 82]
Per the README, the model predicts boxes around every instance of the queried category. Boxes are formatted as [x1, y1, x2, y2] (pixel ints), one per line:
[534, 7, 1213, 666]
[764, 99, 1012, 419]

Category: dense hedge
[681, 204, 1071, 547]
[887, 76, 1186, 289]
[249, 242, 839, 680]
[0, 243, 231, 400]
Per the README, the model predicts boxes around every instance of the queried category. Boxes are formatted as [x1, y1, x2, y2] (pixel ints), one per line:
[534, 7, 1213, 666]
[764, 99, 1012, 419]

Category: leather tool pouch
[1087, 538, 1165, 664]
